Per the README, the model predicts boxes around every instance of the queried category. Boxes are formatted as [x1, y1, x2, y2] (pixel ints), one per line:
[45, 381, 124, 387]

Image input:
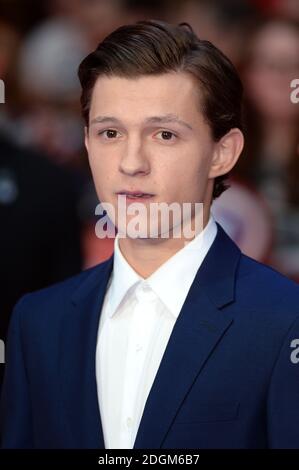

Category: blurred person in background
[273, 0, 299, 21]
[15, 14, 90, 167]
[0, 134, 83, 338]
[49, 0, 132, 47]
[0, 20, 21, 135]
[211, 178, 274, 263]
[251, 0, 299, 22]
[0, 17, 83, 388]
[168, 0, 258, 67]
[235, 18, 299, 281]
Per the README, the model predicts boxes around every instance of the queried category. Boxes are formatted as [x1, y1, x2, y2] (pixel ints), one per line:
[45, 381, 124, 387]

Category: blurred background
[0, 0, 298, 381]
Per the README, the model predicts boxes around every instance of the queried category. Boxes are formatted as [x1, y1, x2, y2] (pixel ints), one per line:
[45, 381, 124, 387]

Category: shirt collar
[107, 242, 142, 318]
[108, 214, 217, 318]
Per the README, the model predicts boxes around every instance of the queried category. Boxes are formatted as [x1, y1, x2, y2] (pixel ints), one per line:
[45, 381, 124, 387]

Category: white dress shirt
[96, 214, 218, 449]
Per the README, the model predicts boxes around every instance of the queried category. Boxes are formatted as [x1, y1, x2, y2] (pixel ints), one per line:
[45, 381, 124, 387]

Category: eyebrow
[89, 114, 193, 130]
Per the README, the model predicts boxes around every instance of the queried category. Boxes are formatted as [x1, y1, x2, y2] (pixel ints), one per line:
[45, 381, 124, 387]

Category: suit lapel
[60, 255, 114, 448]
[133, 223, 241, 448]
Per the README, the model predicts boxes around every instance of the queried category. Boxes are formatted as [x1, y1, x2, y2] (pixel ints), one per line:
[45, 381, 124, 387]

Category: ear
[84, 126, 89, 153]
[208, 128, 244, 179]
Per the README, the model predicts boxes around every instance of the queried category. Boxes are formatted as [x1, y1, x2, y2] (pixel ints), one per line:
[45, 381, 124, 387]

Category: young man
[1, 20, 299, 449]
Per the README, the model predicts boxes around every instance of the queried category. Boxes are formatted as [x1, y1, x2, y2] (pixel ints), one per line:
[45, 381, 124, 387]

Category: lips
[117, 190, 154, 198]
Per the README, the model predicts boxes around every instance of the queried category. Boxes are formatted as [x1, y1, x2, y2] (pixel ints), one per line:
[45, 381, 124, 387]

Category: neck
[118, 204, 211, 279]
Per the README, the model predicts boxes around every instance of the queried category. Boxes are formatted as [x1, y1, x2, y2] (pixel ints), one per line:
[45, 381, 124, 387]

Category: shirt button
[136, 343, 143, 352]
[126, 417, 133, 428]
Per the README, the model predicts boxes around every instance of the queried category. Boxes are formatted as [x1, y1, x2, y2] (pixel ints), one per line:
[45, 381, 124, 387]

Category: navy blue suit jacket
[1, 223, 299, 448]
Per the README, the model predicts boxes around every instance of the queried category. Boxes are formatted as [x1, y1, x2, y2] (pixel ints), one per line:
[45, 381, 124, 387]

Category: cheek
[163, 171, 203, 202]
[88, 143, 104, 168]
[88, 144, 117, 177]
[169, 149, 209, 180]
[87, 155, 113, 199]
[179, 162, 210, 200]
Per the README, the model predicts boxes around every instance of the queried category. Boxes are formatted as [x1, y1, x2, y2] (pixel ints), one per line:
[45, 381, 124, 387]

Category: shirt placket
[119, 284, 156, 448]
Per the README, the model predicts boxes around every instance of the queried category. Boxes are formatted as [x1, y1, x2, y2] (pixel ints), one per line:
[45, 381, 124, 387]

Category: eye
[98, 129, 120, 139]
[156, 130, 176, 141]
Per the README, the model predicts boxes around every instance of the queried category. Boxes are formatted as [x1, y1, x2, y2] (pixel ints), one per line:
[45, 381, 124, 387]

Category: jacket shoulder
[12, 257, 112, 317]
[236, 253, 299, 318]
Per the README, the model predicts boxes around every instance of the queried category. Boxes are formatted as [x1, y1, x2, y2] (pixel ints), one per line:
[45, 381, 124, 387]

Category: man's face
[85, 72, 217, 238]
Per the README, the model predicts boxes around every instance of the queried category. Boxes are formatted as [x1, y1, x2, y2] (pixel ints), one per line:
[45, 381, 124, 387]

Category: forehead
[89, 72, 203, 120]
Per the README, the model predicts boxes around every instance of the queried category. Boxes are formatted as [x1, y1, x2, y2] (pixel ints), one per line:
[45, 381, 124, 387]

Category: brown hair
[78, 20, 244, 199]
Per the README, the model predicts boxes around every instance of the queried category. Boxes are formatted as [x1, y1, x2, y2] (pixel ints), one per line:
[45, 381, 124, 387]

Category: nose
[119, 136, 150, 176]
